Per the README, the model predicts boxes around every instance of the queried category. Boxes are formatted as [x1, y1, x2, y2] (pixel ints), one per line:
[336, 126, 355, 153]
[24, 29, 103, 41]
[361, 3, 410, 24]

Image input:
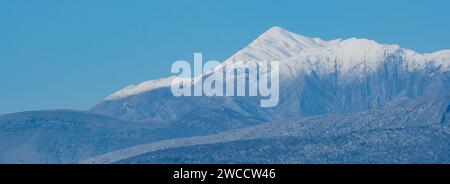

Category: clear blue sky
[0, 0, 449, 114]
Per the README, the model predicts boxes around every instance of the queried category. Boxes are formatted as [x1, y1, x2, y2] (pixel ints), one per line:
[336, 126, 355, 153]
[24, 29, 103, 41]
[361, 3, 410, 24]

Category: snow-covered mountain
[91, 26, 450, 122]
[1, 26, 449, 163]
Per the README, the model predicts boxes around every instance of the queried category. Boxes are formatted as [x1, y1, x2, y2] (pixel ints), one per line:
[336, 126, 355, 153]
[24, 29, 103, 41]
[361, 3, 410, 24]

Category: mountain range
[1, 26, 449, 163]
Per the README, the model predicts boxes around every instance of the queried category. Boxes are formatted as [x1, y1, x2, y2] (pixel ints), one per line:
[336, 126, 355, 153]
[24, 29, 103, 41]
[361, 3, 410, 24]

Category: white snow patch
[106, 76, 176, 100]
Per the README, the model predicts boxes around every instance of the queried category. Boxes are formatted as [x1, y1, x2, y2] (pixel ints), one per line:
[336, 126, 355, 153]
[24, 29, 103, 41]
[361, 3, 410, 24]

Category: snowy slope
[0, 107, 262, 163]
[82, 95, 450, 164]
[106, 76, 178, 100]
[0, 110, 163, 163]
[91, 26, 450, 122]
[119, 127, 450, 163]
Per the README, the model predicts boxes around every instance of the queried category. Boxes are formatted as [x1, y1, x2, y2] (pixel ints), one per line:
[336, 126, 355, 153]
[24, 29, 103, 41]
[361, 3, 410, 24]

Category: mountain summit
[225, 26, 329, 62]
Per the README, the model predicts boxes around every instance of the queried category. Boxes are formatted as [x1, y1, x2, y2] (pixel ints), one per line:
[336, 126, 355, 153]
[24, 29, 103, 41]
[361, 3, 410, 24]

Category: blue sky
[0, 0, 449, 114]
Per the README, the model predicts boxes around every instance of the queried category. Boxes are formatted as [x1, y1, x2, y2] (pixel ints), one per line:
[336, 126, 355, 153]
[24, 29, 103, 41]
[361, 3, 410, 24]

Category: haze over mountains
[1, 26, 449, 163]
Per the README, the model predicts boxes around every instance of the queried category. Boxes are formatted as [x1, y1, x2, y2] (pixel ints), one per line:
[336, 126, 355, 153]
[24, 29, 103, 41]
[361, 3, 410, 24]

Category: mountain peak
[262, 26, 290, 35]
[258, 26, 310, 41]
[226, 26, 326, 62]
[267, 26, 285, 31]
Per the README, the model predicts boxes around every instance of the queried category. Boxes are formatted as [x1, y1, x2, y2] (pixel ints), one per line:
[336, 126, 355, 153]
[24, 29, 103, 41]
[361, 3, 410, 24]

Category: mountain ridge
[82, 94, 450, 164]
[99, 27, 450, 102]
[91, 26, 450, 122]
